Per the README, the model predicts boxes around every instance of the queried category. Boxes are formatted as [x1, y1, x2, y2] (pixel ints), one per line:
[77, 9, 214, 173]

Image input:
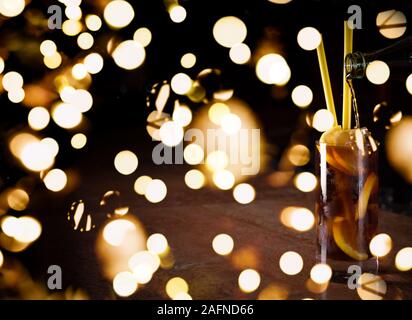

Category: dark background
[0, 0, 412, 298]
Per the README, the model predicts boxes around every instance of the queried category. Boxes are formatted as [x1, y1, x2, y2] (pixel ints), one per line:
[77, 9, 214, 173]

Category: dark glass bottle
[345, 36, 412, 79]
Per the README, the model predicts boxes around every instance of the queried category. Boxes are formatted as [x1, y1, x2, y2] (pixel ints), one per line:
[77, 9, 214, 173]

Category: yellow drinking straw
[316, 34, 338, 126]
[342, 21, 353, 129]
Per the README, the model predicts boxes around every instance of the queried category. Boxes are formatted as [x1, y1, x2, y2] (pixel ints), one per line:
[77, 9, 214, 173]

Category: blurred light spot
[159, 121, 184, 147]
[229, 43, 251, 64]
[294, 172, 317, 192]
[113, 271, 138, 297]
[376, 10, 407, 39]
[7, 188, 29, 211]
[103, 219, 136, 246]
[145, 179, 167, 203]
[129, 250, 160, 277]
[41, 137, 59, 157]
[77, 32, 94, 50]
[297, 27, 321, 51]
[292, 85, 313, 108]
[213, 16, 247, 48]
[357, 273, 387, 300]
[213, 170, 235, 190]
[114, 150, 138, 175]
[1, 216, 19, 237]
[71, 89, 93, 112]
[0, 250, 3, 268]
[9, 133, 39, 158]
[258, 283, 289, 300]
[134, 176, 152, 195]
[287, 144, 310, 166]
[104, 0, 134, 29]
[113, 40, 145, 70]
[173, 104, 192, 127]
[184, 144, 204, 165]
[8, 88, 25, 103]
[13, 216, 42, 243]
[208, 102, 230, 125]
[166, 277, 189, 299]
[238, 269, 260, 293]
[52, 103, 82, 129]
[268, 0, 293, 3]
[169, 5, 186, 23]
[174, 292, 192, 300]
[171, 73, 192, 95]
[221, 113, 242, 135]
[0, 0, 25, 17]
[43, 169, 67, 192]
[406, 74, 412, 95]
[133, 27, 152, 47]
[395, 247, 412, 271]
[233, 183, 255, 204]
[369, 233, 392, 258]
[181, 53, 196, 69]
[84, 53, 104, 74]
[85, 14, 102, 31]
[206, 151, 228, 171]
[20, 141, 55, 171]
[28, 107, 50, 131]
[2, 71, 23, 92]
[0, 57, 4, 74]
[65, 5, 82, 20]
[255, 53, 291, 85]
[72, 63, 88, 80]
[279, 251, 303, 275]
[185, 169, 205, 190]
[62, 19, 83, 36]
[212, 234, 234, 256]
[44, 52, 62, 69]
[312, 109, 334, 132]
[289, 207, 314, 231]
[147, 233, 168, 255]
[310, 263, 332, 284]
[71, 133, 87, 149]
[366, 60, 390, 85]
[40, 40, 57, 57]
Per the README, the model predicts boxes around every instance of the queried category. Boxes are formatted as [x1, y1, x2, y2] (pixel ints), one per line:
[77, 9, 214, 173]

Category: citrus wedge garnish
[332, 217, 368, 261]
[356, 173, 377, 220]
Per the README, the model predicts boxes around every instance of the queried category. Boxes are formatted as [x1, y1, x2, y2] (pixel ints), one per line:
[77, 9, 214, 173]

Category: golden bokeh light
[134, 176, 152, 195]
[221, 113, 242, 135]
[166, 277, 189, 299]
[395, 247, 412, 271]
[238, 269, 261, 293]
[212, 234, 234, 256]
[3, 215, 42, 244]
[268, 0, 293, 3]
[258, 283, 289, 300]
[233, 183, 255, 204]
[113, 271, 138, 297]
[44, 52, 62, 69]
[9, 132, 39, 158]
[133, 27, 152, 47]
[291, 85, 313, 108]
[366, 60, 390, 85]
[145, 179, 167, 203]
[62, 19, 83, 36]
[208, 102, 231, 125]
[369, 233, 392, 258]
[255, 53, 291, 85]
[104, 0, 135, 29]
[0, 249, 3, 268]
[172, 105, 192, 127]
[7, 188, 29, 211]
[114, 150, 138, 175]
[8, 88, 25, 103]
[297, 27, 321, 51]
[213, 169, 235, 190]
[71, 89, 93, 112]
[184, 144, 204, 165]
[184, 169, 205, 190]
[129, 250, 160, 282]
[40, 40, 57, 57]
[0, 0, 25, 17]
[406, 74, 412, 95]
[72, 63, 88, 80]
[294, 172, 317, 192]
[206, 150, 229, 171]
[41, 137, 59, 157]
[159, 121, 184, 147]
[84, 53, 104, 74]
[169, 5, 187, 23]
[71, 133, 87, 149]
[357, 273, 387, 300]
[229, 43, 251, 64]
[171, 73, 192, 95]
[287, 144, 310, 166]
[0, 56, 4, 73]
[65, 5, 82, 20]
[147, 233, 169, 256]
[112, 40, 145, 70]
[174, 292, 192, 300]
[77, 32, 94, 50]
[103, 219, 137, 246]
[2, 71, 23, 92]
[20, 140, 55, 172]
[85, 14, 102, 31]
[279, 251, 303, 275]
[52, 102, 83, 129]
[290, 207, 314, 231]
[310, 263, 332, 284]
[312, 109, 334, 132]
[181, 53, 196, 69]
[213, 16, 247, 48]
[43, 169, 68, 192]
[28, 107, 50, 131]
[376, 10, 407, 39]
